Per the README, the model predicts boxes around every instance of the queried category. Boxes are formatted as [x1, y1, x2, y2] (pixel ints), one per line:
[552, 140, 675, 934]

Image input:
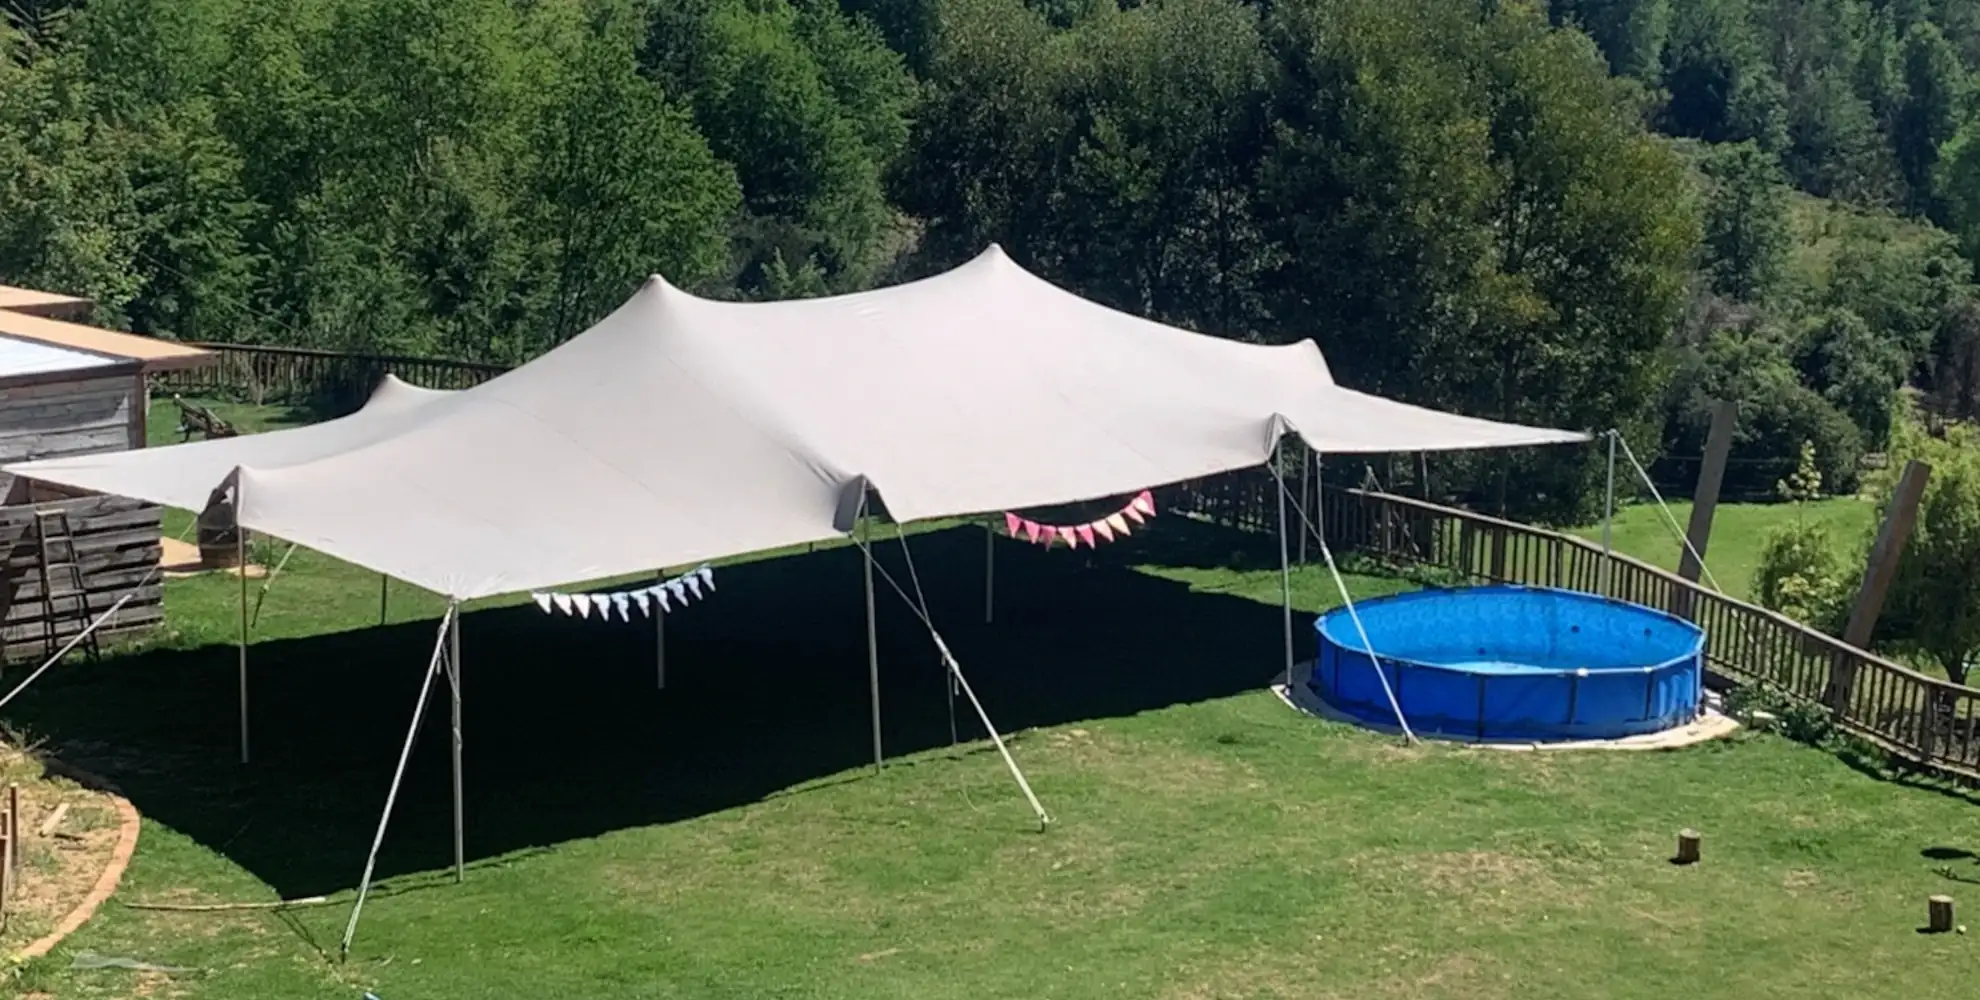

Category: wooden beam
[1830, 459, 1931, 711]
[129, 372, 149, 450]
[1678, 399, 1737, 585]
[1845, 460, 1931, 649]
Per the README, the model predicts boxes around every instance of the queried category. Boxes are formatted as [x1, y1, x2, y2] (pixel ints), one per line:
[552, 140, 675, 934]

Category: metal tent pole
[1275, 446, 1295, 690]
[983, 521, 995, 625]
[237, 490, 250, 765]
[1602, 430, 1617, 594]
[861, 503, 882, 771]
[340, 607, 456, 959]
[379, 574, 388, 625]
[448, 602, 464, 884]
[1298, 447, 1311, 565]
[655, 570, 667, 689]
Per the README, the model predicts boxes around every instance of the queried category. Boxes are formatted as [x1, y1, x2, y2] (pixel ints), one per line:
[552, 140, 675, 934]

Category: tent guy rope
[1610, 430, 1725, 594]
[1268, 456, 1419, 745]
[341, 604, 457, 959]
[854, 531, 1051, 830]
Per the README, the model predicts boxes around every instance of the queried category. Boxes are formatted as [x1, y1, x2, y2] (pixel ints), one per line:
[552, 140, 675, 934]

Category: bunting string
[531, 565, 715, 621]
[1002, 490, 1154, 549]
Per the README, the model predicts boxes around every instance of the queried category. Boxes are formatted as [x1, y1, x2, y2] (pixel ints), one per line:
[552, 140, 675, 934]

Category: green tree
[1940, 119, 1980, 263]
[1661, 0, 1788, 149]
[1792, 307, 1908, 445]
[1666, 322, 1866, 495]
[1699, 140, 1793, 301]
[527, 1, 739, 349]
[1550, 0, 1671, 79]
[1264, 0, 1697, 521]
[645, 0, 913, 295]
[1893, 21, 1970, 217]
[1876, 407, 1980, 686]
[0, 36, 141, 316]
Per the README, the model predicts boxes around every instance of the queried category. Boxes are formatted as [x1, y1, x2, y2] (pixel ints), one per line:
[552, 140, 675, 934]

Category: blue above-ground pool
[1311, 586, 1704, 742]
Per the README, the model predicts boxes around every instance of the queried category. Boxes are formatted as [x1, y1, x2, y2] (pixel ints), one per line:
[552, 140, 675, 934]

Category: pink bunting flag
[1106, 512, 1132, 536]
[1092, 518, 1115, 542]
[1123, 503, 1147, 524]
[1133, 491, 1156, 515]
[1056, 526, 1077, 549]
[1005, 512, 1022, 537]
[1023, 519, 1043, 544]
[1076, 524, 1097, 547]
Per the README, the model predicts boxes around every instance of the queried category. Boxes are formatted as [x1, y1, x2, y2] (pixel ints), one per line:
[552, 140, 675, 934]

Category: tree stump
[1674, 829, 1701, 865]
[1928, 895, 1955, 934]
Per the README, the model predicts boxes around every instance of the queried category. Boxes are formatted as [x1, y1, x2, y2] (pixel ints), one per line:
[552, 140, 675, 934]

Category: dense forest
[2, 0, 1979, 519]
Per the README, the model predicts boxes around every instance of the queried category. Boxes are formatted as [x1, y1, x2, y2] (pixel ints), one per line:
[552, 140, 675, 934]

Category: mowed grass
[1574, 497, 1876, 601]
[1, 400, 1973, 998]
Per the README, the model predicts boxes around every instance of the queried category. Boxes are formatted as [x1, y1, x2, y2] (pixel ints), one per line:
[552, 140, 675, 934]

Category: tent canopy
[7, 246, 1585, 600]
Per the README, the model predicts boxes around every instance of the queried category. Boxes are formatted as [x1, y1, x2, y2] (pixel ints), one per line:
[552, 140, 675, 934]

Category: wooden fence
[162, 343, 509, 405]
[0, 494, 164, 663]
[1170, 469, 1980, 783]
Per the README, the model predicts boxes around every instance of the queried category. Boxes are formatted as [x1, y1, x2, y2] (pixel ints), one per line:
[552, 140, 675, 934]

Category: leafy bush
[1752, 441, 1851, 631]
[1753, 520, 1850, 631]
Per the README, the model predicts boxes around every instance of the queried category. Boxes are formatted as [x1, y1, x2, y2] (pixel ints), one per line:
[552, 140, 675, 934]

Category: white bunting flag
[552, 593, 574, 615]
[653, 585, 672, 613]
[533, 593, 552, 613]
[631, 590, 651, 616]
[612, 592, 632, 621]
[697, 566, 715, 591]
[572, 593, 593, 619]
[684, 572, 703, 600]
[667, 578, 688, 603]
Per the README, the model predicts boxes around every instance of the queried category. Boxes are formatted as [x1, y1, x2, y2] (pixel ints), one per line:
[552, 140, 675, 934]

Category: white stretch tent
[4, 245, 1588, 953]
[10, 246, 1582, 599]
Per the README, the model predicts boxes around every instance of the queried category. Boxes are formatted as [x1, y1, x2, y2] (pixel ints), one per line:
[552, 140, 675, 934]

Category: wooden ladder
[31, 509, 99, 663]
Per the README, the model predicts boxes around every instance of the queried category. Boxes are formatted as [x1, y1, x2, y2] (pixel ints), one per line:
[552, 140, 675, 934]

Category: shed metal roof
[0, 332, 123, 380]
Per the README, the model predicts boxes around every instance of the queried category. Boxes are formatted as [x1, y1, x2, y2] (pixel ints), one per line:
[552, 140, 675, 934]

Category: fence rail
[1171, 468, 1980, 783]
[162, 343, 509, 406]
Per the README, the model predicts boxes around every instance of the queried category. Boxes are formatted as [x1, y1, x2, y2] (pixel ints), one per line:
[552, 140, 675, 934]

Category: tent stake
[237, 489, 250, 765]
[861, 505, 882, 771]
[1275, 446, 1295, 690]
[448, 602, 464, 884]
[341, 607, 456, 960]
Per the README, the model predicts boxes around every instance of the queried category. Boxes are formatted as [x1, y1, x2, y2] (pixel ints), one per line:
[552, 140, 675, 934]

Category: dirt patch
[1411, 851, 1549, 894]
[0, 747, 129, 956]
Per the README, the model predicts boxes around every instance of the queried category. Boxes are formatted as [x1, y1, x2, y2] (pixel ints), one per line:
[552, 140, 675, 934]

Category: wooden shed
[0, 287, 216, 661]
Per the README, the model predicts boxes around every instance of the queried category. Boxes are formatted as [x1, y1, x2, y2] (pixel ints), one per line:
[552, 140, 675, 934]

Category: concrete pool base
[1275, 659, 1740, 752]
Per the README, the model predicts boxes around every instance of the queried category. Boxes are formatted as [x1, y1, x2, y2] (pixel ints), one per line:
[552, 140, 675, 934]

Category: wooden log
[1674, 829, 1701, 865]
[7, 784, 17, 876]
[38, 802, 69, 838]
[1927, 894, 1954, 934]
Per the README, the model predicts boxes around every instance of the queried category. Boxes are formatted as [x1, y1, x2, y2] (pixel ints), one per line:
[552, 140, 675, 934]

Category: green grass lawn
[2, 401, 1972, 998]
[1574, 497, 1876, 601]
